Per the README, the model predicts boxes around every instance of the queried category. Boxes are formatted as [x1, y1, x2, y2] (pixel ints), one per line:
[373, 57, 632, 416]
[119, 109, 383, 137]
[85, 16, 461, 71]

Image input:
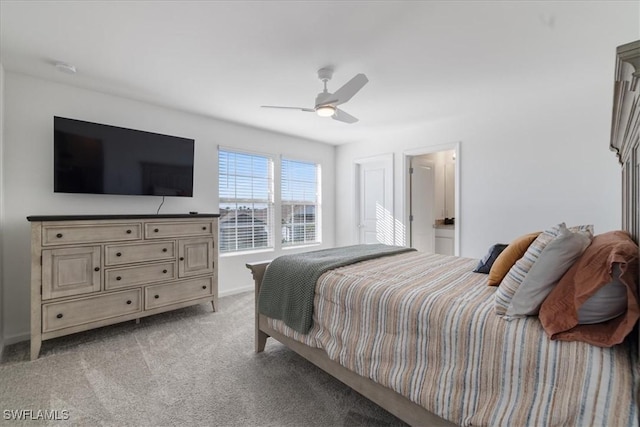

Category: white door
[358, 156, 393, 244]
[410, 157, 435, 252]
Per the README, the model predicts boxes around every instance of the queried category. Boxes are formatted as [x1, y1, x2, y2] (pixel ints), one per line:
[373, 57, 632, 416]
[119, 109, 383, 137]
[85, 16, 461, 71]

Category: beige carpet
[0, 292, 405, 426]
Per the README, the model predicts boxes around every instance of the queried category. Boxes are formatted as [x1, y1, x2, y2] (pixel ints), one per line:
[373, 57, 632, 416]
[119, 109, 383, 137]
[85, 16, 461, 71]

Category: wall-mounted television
[54, 117, 194, 197]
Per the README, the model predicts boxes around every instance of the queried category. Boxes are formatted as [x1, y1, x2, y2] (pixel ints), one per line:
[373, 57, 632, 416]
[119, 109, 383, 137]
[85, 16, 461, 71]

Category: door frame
[403, 142, 461, 255]
[354, 153, 394, 245]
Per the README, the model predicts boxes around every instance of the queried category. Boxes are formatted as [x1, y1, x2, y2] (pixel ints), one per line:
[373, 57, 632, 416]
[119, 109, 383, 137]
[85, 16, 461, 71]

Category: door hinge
[40, 285, 42, 295]
[409, 167, 414, 174]
[409, 215, 414, 222]
[40, 256, 42, 265]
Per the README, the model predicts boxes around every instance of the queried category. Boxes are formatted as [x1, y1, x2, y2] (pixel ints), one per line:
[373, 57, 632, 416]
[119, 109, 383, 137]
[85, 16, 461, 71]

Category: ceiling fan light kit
[261, 67, 368, 124]
[315, 105, 336, 117]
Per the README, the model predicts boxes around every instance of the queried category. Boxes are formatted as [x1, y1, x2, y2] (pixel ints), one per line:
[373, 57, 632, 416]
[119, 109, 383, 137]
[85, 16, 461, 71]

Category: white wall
[2, 72, 335, 343]
[337, 69, 623, 259]
[336, 3, 638, 258]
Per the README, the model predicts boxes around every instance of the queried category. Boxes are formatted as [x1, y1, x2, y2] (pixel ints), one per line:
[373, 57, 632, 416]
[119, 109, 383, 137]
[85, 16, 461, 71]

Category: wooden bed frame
[246, 261, 456, 426]
[246, 40, 640, 427]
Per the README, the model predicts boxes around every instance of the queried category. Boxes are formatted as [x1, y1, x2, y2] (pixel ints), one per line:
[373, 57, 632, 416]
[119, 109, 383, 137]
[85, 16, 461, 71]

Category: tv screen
[54, 117, 194, 197]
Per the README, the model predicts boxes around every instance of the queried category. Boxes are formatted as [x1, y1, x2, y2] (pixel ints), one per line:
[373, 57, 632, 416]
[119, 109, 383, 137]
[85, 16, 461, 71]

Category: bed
[246, 40, 640, 427]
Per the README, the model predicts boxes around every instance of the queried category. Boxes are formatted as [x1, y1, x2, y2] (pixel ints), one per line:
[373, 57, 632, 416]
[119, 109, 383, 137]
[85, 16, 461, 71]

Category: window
[219, 150, 321, 253]
[281, 159, 321, 246]
[219, 150, 273, 253]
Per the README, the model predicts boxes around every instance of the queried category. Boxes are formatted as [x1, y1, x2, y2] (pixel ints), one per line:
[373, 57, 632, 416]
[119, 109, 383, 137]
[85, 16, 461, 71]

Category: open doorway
[404, 143, 460, 255]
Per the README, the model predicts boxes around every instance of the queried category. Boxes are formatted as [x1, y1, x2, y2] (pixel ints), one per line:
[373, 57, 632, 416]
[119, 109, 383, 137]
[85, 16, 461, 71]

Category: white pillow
[578, 264, 628, 324]
[505, 223, 592, 317]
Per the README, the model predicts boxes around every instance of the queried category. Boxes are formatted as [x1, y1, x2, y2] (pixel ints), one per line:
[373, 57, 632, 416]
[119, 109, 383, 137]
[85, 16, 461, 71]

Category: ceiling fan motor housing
[317, 67, 333, 82]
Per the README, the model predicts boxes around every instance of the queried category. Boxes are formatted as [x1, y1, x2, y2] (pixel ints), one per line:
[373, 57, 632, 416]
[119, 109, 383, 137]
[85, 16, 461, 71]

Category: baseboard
[3, 332, 29, 346]
[219, 285, 253, 298]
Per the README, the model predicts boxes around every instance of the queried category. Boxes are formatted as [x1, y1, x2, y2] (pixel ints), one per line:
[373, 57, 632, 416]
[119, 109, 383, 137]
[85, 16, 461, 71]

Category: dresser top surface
[27, 213, 220, 222]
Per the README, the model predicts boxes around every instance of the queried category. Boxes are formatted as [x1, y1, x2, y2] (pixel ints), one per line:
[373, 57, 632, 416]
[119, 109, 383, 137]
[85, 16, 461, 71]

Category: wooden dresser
[26, 214, 219, 360]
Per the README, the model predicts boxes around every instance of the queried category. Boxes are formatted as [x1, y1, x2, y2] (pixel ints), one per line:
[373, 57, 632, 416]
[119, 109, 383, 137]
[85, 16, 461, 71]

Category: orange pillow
[487, 231, 541, 286]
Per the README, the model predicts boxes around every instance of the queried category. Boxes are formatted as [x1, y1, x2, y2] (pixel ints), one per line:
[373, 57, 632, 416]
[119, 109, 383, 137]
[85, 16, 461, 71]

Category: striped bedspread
[266, 252, 639, 426]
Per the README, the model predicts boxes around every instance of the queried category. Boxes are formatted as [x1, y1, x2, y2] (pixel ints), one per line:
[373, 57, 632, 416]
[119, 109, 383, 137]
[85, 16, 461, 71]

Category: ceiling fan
[261, 67, 368, 124]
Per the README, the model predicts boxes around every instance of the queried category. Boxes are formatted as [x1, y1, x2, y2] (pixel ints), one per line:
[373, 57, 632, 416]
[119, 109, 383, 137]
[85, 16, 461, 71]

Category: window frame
[280, 157, 322, 248]
[218, 148, 275, 254]
[218, 148, 323, 255]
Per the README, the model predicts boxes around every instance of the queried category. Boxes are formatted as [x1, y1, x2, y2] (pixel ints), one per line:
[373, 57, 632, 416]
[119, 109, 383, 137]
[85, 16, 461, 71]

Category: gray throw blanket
[258, 244, 416, 334]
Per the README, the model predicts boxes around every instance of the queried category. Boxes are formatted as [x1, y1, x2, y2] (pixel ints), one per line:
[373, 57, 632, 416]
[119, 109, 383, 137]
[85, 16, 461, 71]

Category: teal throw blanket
[258, 244, 416, 334]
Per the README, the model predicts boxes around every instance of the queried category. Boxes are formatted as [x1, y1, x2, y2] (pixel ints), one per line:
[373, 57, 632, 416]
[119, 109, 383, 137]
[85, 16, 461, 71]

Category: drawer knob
[163, 269, 168, 274]
[154, 228, 159, 233]
[56, 233, 63, 238]
[202, 285, 207, 289]
[126, 229, 132, 234]
[179, 257, 184, 261]
[162, 248, 168, 253]
[56, 313, 63, 319]
[116, 276, 122, 281]
[202, 226, 207, 230]
[94, 267, 100, 272]
[116, 252, 122, 257]
[154, 294, 160, 299]
[126, 300, 132, 305]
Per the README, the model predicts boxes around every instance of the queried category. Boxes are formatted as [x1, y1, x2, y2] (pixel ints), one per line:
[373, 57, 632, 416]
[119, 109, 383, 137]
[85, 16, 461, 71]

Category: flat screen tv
[54, 116, 194, 197]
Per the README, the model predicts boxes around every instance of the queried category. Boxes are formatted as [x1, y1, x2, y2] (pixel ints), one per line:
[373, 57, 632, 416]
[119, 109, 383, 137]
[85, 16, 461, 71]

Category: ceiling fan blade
[330, 73, 368, 106]
[261, 105, 315, 112]
[332, 108, 358, 124]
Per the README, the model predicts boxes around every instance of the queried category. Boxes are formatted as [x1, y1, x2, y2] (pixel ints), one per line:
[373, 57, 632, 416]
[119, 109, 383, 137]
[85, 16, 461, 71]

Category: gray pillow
[577, 264, 627, 324]
[505, 223, 592, 317]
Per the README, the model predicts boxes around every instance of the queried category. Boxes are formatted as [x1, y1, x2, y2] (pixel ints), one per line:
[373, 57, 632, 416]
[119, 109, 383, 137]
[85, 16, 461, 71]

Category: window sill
[220, 248, 274, 258]
[282, 243, 322, 251]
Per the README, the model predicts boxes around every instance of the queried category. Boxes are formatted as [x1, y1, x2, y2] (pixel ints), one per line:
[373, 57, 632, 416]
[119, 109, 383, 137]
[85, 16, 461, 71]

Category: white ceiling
[0, 1, 637, 145]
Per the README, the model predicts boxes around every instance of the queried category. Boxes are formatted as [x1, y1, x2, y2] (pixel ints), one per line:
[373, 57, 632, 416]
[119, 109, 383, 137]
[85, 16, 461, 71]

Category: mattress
[266, 251, 638, 426]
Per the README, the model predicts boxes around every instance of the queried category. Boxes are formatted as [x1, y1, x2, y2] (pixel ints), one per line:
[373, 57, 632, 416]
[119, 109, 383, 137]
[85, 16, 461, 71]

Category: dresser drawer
[42, 223, 142, 246]
[105, 262, 176, 290]
[145, 221, 214, 239]
[145, 277, 214, 310]
[105, 241, 175, 266]
[42, 289, 142, 333]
